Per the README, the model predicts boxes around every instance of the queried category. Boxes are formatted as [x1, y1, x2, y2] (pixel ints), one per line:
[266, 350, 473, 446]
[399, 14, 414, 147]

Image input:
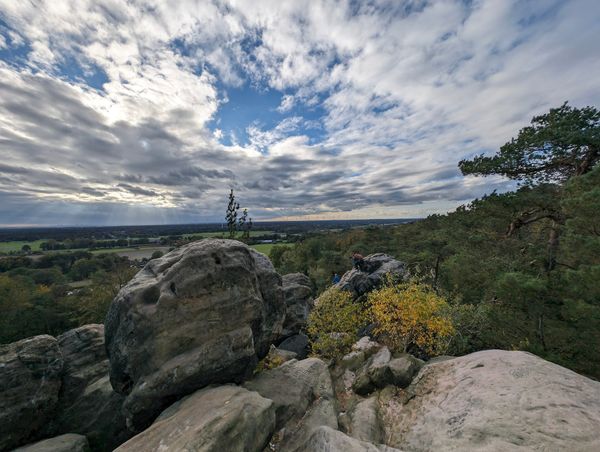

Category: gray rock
[387, 354, 423, 389]
[281, 273, 314, 339]
[279, 397, 339, 451]
[278, 332, 310, 359]
[114, 385, 276, 452]
[13, 434, 90, 452]
[381, 350, 600, 451]
[342, 337, 382, 371]
[352, 347, 392, 395]
[336, 254, 407, 299]
[348, 396, 384, 443]
[50, 325, 130, 451]
[295, 426, 401, 452]
[0, 335, 63, 450]
[104, 239, 285, 431]
[245, 357, 334, 429]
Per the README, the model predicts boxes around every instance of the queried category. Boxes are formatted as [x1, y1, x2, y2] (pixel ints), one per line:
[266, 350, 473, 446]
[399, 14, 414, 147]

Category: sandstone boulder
[353, 347, 392, 395]
[13, 434, 90, 452]
[295, 426, 401, 452]
[387, 354, 423, 389]
[280, 273, 314, 339]
[245, 358, 334, 429]
[277, 332, 310, 359]
[342, 337, 383, 372]
[50, 325, 129, 451]
[336, 254, 407, 299]
[381, 350, 600, 451]
[104, 239, 285, 431]
[115, 385, 276, 452]
[0, 335, 63, 450]
[347, 396, 384, 444]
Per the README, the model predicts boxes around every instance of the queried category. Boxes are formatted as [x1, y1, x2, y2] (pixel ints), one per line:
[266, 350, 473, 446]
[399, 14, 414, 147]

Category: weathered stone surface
[104, 239, 285, 431]
[14, 434, 90, 452]
[279, 397, 339, 451]
[381, 350, 600, 451]
[277, 332, 310, 359]
[348, 396, 384, 444]
[115, 385, 276, 452]
[342, 337, 382, 371]
[245, 358, 334, 429]
[337, 254, 407, 299]
[387, 354, 423, 389]
[295, 426, 401, 452]
[0, 335, 63, 450]
[281, 273, 314, 339]
[49, 325, 129, 451]
[353, 347, 392, 395]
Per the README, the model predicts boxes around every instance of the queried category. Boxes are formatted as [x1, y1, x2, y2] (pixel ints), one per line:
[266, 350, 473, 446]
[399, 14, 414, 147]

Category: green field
[0, 240, 45, 253]
[0, 230, 279, 255]
[182, 230, 275, 239]
[250, 242, 291, 255]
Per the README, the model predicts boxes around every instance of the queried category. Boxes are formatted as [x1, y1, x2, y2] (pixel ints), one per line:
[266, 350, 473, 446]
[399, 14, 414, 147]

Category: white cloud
[0, 0, 599, 225]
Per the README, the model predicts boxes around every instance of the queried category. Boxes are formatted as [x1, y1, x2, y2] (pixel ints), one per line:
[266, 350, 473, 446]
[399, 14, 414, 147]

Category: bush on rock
[368, 281, 454, 356]
[308, 287, 365, 360]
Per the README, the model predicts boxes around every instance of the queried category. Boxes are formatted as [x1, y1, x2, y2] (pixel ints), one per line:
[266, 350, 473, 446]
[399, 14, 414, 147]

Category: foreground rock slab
[105, 239, 285, 431]
[14, 434, 90, 452]
[115, 385, 275, 452]
[0, 335, 63, 450]
[381, 350, 600, 451]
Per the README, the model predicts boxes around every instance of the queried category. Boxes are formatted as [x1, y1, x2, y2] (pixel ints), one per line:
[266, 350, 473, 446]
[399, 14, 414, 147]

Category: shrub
[444, 300, 492, 356]
[307, 287, 364, 360]
[368, 282, 454, 356]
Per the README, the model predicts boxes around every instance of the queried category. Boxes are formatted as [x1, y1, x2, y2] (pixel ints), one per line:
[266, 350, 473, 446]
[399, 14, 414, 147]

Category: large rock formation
[380, 349, 600, 451]
[13, 434, 90, 452]
[280, 273, 314, 339]
[336, 253, 407, 299]
[50, 325, 129, 451]
[104, 239, 285, 431]
[114, 385, 276, 452]
[0, 335, 63, 450]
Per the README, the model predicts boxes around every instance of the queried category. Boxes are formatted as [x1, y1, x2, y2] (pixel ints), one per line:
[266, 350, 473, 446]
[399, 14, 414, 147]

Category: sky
[0, 0, 599, 226]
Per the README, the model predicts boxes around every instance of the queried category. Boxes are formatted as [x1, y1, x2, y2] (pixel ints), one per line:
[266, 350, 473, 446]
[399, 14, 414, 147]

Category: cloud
[0, 0, 599, 225]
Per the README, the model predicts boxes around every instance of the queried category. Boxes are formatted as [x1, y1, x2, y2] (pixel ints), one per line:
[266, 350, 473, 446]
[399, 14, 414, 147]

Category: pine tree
[225, 189, 240, 239]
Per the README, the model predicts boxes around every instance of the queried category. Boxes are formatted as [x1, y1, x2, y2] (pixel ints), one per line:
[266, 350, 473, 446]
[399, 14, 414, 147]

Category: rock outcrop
[0, 335, 63, 450]
[380, 349, 600, 451]
[13, 434, 90, 452]
[50, 324, 129, 451]
[336, 253, 407, 299]
[297, 426, 400, 452]
[277, 332, 310, 359]
[245, 358, 338, 450]
[104, 239, 285, 431]
[280, 273, 314, 339]
[114, 385, 275, 452]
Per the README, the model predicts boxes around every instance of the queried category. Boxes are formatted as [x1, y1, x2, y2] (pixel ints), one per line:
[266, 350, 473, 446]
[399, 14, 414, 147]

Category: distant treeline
[0, 219, 416, 243]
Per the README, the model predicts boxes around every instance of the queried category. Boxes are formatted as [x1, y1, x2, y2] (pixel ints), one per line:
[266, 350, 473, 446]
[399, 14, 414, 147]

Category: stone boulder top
[382, 349, 600, 451]
[336, 253, 407, 299]
[104, 238, 285, 431]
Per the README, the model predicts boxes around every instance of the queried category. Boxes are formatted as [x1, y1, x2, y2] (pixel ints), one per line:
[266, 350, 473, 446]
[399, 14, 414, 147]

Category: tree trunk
[433, 254, 441, 290]
[537, 313, 546, 351]
[546, 222, 560, 272]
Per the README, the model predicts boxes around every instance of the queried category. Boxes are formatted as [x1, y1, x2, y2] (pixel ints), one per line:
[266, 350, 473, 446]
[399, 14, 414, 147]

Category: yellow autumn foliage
[368, 281, 454, 356]
[307, 287, 364, 360]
